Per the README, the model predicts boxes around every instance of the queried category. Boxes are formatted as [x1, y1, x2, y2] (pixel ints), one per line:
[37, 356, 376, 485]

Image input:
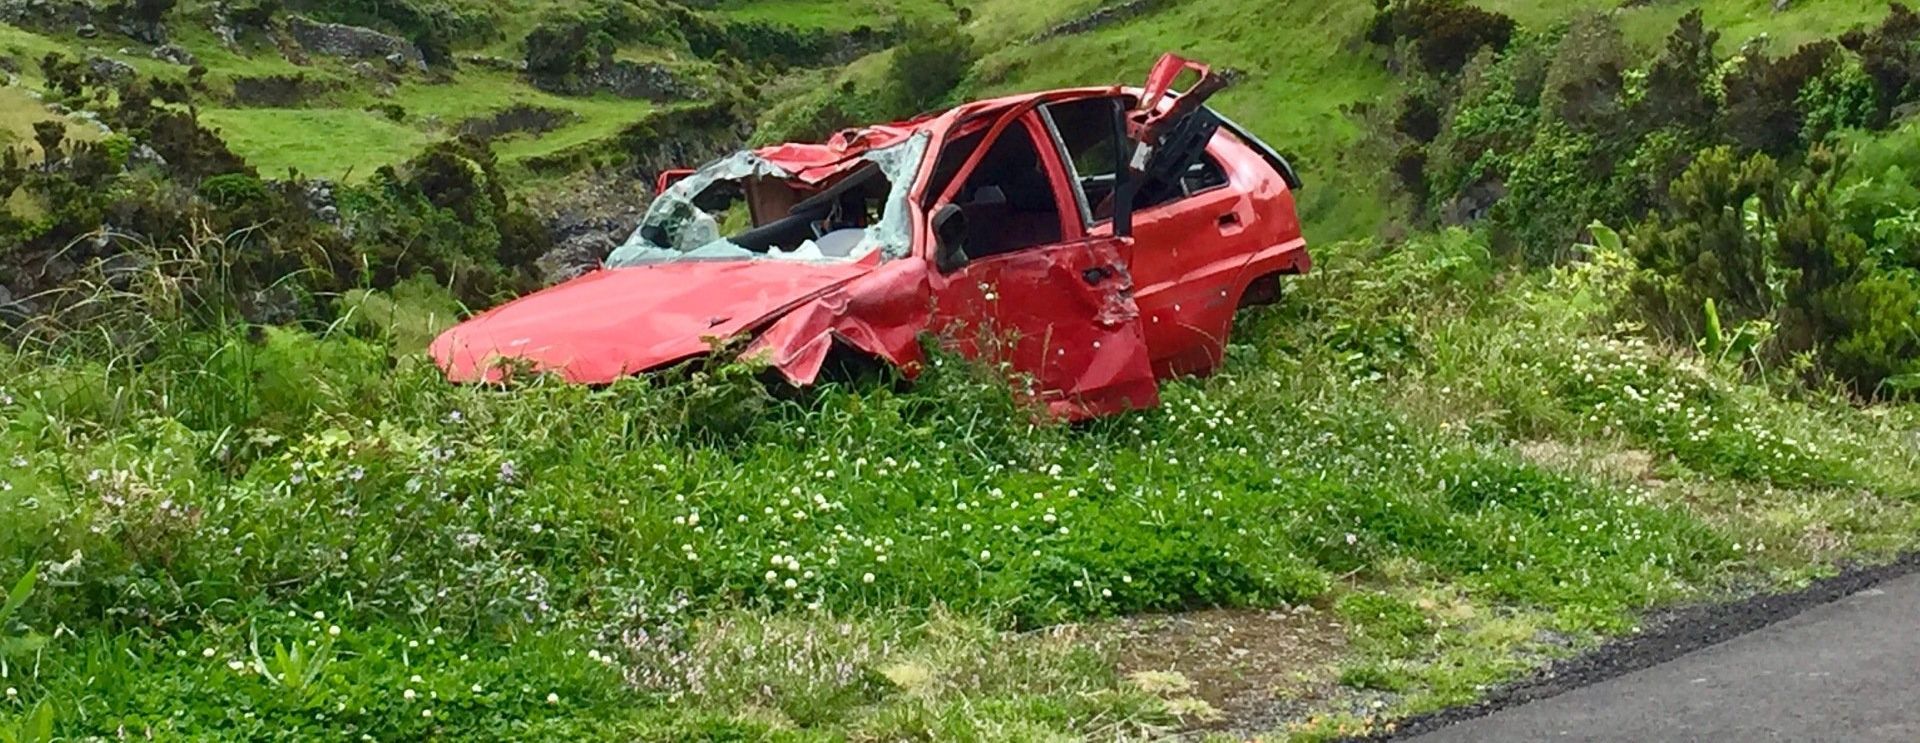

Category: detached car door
[925, 109, 1160, 420]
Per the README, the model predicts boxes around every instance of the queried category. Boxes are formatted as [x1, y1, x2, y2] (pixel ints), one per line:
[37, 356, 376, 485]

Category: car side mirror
[932, 203, 969, 274]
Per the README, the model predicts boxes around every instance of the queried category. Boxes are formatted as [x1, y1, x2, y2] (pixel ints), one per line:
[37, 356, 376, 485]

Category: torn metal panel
[743, 260, 933, 385]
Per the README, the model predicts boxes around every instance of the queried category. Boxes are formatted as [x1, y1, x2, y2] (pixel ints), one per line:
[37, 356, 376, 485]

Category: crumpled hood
[432, 260, 874, 383]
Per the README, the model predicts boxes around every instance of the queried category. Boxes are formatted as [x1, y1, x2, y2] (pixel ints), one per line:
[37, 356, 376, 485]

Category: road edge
[1368, 551, 1920, 741]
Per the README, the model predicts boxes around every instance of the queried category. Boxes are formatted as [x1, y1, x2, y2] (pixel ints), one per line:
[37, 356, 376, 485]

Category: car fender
[742, 259, 934, 384]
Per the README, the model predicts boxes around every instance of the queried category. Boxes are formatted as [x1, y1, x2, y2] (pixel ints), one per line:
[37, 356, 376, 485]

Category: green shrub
[1723, 41, 1840, 155]
[886, 20, 976, 116]
[1625, 147, 1778, 342]
[1839, 2, 1920, 125]
[1367, 0, 1517, 74]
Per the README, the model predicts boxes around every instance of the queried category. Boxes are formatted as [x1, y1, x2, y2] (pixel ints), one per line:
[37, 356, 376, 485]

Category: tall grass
[2, 225, 1915, 738]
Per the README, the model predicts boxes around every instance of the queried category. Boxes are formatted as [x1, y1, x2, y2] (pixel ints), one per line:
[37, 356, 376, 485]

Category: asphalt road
[1411, 571, 1920, 742]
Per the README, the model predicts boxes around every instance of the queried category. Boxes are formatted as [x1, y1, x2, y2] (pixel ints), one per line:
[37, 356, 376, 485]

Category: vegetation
[0, 0, 1917, 740]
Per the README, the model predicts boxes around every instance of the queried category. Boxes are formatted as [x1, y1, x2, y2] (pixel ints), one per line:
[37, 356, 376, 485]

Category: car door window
[1042, 97, 1125, 226]
[931, 117, 1067, 264]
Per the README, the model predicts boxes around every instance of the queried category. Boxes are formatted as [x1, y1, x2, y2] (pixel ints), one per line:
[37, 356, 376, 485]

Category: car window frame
[928, 109, 1084, 271]
[1040, 95, 1236, 232]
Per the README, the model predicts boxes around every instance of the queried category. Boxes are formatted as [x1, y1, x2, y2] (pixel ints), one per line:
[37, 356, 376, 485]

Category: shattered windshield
[607, 132, 930, 267]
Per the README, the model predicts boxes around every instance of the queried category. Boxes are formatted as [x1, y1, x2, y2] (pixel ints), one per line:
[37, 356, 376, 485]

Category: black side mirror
[932, 203, 969, 274]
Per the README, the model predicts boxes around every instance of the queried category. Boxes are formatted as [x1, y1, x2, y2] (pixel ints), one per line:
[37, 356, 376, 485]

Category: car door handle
[1217, 212, 1241, 228]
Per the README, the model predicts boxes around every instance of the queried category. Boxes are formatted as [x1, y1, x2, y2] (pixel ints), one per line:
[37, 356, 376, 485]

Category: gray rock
[86, 55, 135, 82]
[149, 44, 196, 66]
[76, 22, 98, 38]
[286, 15, 426, 71]
[531, 59, 703, 102]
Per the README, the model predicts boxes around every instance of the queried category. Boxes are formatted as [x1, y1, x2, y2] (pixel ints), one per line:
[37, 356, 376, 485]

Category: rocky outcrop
[0, 0, 167, 43]
[531, 59, 704, 102]
[456, 105, 578, 140]
[0, 0, 97, 35]
[286, 15, 425, 71]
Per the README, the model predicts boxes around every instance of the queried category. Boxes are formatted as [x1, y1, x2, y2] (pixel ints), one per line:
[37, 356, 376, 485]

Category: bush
[1623, 143, 1920, 396]
[1625, 147, 1778, 342]
[1840, 2, 1920, 125]
[1368, 0, 1517, 75]
[886, 20, 976, 116]
[1723, 41, 1840, 155]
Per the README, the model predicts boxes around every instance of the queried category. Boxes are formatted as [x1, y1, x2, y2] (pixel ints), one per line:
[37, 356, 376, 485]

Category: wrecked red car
[432, 55, 1309, 419]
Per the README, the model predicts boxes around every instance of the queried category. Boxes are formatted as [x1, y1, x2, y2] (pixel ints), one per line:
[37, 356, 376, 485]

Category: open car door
[927, 104, 1160, 420]
[1108, 54, 1233, 235]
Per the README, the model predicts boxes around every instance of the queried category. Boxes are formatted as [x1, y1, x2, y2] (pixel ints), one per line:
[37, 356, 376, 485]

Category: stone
[150, 44, 197, 66]
[85, 55, 136, 82]
[286, 15, 426, 71]
[76, 22, 98, 38]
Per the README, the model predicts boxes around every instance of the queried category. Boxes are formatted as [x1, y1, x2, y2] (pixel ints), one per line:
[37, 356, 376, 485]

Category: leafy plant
[0, 570, 44, 666]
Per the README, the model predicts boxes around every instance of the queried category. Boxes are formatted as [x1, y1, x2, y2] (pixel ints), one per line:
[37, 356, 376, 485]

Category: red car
[432, 55, 1309, 419]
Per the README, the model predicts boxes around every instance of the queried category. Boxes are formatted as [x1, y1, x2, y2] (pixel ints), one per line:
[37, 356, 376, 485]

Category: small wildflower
[328, 625, 341, 637]
[862, 572, 875, 584]
[546, 692, 561, 705]
[404, 689, 417, 701]
[202, 647, 217, 658]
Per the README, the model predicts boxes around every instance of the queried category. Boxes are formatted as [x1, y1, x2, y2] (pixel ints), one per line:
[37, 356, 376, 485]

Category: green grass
[199, 108, 431, 180]
[2, 223, 1916, 739]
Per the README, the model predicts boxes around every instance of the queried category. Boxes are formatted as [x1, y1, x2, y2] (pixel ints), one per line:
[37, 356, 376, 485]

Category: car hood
[431, 260, 876, 383]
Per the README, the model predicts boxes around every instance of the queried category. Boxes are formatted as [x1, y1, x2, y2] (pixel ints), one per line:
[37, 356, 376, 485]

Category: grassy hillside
[3, 0, 1919, 740]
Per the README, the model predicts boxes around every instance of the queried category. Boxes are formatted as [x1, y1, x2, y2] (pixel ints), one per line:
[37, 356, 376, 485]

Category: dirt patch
[1096, 607, 1351, 734]
[1367, 551, 1920, 741]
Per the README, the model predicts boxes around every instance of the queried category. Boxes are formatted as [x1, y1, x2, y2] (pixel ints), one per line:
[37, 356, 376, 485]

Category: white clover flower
[228, 660, 245, 671]
[783, 578, 799, 590]
[328, 626, 341, 637]
[862, 572, 875, 584]
[422, 709, 433, 718]
[547, 692, 561, 704]
[979, 550, 991, 561]
[404, 689, 417, 701]
[410, 674, 423, 684]
[471, 684, 484, 693]
[202, 647, 217, 658]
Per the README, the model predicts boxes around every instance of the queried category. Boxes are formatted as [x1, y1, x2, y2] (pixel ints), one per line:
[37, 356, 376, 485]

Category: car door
[1041, 56, 1247, 376]
[926, 110, 1159, 420]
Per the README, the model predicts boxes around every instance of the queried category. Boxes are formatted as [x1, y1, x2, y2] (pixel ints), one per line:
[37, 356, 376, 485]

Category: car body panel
[432, 258, 879, 383]
[430, 54, 1308, 420]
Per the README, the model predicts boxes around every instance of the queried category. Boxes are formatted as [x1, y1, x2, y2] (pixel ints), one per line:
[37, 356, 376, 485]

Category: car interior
[1045, 96, 1231, 222]
[641, 164, 894, 259]
[925, 121, 1068, 265]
